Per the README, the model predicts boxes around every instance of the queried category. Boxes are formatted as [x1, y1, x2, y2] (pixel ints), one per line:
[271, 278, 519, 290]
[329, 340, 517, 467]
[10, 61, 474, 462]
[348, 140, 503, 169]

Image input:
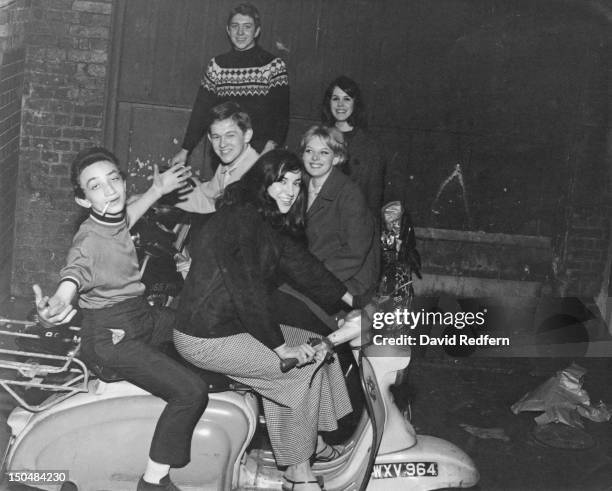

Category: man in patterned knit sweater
[171, 3, 289, 166]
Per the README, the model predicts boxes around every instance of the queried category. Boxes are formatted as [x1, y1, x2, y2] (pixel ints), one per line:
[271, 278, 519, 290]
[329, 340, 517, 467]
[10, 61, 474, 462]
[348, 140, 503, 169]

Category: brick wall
[560, 207, 611, 297]
[12, 0, 112, 296]
[554, 60, 612, 299]
[0, 0, 27, 302]
[4, 0, 612, 303]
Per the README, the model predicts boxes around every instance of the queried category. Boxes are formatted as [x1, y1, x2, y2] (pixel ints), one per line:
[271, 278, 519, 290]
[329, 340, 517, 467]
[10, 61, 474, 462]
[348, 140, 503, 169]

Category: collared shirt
[177, 145, 260, 214]
[219, 159, 243, 189]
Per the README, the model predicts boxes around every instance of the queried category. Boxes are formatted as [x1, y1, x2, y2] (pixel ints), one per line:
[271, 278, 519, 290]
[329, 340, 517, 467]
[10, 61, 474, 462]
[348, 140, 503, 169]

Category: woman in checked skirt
[174, 150, 359, 491]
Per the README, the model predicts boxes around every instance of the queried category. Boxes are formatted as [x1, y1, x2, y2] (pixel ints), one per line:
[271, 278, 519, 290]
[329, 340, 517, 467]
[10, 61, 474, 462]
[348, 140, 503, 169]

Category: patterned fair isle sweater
[182, 45, 289, 153]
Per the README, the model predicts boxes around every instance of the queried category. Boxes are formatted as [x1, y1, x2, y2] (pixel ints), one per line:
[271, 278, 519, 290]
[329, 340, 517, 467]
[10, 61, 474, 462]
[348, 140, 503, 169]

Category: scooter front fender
[368, 434, 479, 490]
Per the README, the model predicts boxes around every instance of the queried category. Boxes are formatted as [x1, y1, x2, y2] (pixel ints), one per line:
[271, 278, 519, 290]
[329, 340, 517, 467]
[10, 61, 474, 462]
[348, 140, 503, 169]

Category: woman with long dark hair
[174, 149, 355, 491]
[322, 75, 386, 218]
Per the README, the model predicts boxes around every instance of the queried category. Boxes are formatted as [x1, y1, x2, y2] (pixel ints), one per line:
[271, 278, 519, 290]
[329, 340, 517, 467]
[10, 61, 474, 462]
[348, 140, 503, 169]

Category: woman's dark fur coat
[176, 203, 347, 349]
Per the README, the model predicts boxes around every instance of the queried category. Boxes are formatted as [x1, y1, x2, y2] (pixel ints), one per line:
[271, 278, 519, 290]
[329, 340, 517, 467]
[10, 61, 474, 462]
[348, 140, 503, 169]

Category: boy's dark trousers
[80, 296, 209, 467]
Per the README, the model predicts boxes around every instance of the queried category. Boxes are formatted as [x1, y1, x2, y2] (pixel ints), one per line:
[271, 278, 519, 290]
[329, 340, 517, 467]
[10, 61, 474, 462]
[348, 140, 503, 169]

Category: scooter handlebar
[280, 357, 299, 373]
[279, 338, 328, 373]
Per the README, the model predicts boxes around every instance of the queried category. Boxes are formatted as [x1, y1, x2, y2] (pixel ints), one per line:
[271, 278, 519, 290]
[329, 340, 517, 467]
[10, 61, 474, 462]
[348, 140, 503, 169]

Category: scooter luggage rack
[0, 317, 89, 412]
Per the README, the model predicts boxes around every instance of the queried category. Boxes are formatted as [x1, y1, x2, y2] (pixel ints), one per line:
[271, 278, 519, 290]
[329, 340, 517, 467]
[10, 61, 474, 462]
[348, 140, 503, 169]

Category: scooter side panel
[7, 389, 258, 491]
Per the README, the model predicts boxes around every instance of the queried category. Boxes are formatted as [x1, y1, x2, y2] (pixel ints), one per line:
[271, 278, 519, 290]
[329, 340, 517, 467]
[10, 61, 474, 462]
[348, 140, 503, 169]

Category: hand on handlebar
[276, 343, 316, 368]
[277, 338, 335, 372]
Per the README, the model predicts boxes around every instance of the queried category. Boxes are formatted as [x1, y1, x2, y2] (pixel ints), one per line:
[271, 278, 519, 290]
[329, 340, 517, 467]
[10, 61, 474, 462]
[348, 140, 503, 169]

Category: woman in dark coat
[276, 126, 379, 335]
[173, 149, 354, 491]
[302, 125, 379, 297]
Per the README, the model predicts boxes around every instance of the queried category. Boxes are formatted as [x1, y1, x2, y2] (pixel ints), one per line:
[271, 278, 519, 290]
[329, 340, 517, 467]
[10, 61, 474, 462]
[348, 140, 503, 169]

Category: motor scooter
[0, 200, 478, 490]
[0, 305, 478, 491]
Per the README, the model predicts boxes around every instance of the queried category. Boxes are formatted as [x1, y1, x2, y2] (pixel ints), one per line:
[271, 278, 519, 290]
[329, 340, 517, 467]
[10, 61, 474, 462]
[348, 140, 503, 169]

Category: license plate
[371, 462, 438, 479]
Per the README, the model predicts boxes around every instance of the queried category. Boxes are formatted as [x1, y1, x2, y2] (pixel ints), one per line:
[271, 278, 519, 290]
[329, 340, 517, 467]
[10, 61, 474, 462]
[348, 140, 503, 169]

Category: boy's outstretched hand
[127, 163, 194, 226]
[33, 284, 77, 328]
[152, 163, 193, 197]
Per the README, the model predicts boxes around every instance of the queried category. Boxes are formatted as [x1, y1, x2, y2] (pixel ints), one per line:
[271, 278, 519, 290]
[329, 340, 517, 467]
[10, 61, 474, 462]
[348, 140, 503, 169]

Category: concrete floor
[406, 352, 612, 491]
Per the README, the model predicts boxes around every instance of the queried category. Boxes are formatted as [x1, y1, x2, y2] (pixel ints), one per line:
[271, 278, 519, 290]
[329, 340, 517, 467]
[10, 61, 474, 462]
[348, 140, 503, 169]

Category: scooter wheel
[60, 482, 78, 491]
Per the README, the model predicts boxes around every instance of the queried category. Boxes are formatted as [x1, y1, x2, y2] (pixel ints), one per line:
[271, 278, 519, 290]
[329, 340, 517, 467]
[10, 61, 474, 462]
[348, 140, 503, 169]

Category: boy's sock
[143, 459, 171, 484]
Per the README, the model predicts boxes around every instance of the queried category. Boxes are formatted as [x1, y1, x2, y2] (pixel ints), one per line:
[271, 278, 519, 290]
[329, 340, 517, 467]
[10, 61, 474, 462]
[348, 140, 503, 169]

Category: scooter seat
[193, 367, 248, 393]
[162, 342, 249, 393]
[83, 341, 248, 393]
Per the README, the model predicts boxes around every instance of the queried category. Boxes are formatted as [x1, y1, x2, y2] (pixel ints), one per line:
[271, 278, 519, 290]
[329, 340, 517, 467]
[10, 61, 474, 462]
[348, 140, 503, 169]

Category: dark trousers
[81, 297, 209, 467]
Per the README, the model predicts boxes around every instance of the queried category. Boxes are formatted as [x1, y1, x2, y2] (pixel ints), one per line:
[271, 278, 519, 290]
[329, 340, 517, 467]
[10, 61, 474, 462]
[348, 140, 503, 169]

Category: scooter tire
[60, 482, 78, 491]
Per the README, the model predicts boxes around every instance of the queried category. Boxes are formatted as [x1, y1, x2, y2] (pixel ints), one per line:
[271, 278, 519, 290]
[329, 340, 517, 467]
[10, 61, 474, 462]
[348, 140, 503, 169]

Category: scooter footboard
[0, 317, 88, 412]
